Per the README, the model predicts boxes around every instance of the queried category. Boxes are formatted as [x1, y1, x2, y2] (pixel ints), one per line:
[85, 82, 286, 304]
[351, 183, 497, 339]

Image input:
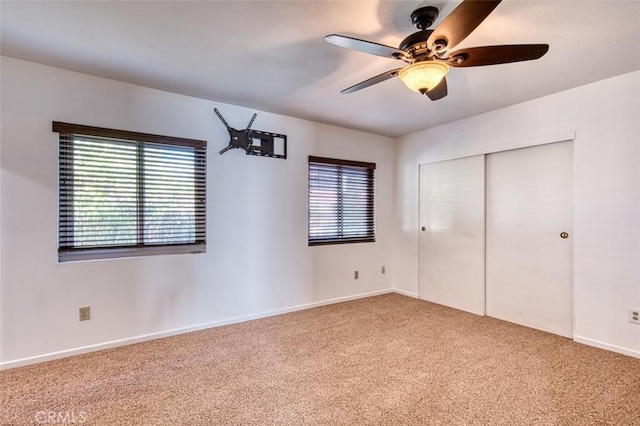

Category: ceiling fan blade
[446, 44, 549, 67]
[427, 0, 501, 52]
[425, 77, 448, 101]
[325, 34, 408, 60]
[341, 68, 403, 94]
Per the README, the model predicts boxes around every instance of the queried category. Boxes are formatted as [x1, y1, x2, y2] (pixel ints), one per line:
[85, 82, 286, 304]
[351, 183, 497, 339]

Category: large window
[54, 122, 206, 262]
[308, 156, 375, 246]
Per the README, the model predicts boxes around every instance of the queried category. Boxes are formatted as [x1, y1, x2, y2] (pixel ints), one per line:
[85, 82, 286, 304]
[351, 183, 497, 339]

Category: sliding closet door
[486, 142, 573, 337]
[419, 156, 485, 315]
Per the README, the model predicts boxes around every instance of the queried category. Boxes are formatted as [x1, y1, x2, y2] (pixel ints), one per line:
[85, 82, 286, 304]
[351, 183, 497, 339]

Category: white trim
[5, 290, 638, 369]
[418, 130, 576, 166]
[507, 130, 576, 151]
[0, 289, 393, 370]
[574, 336, 640, 359]
[393, 288, 419, 299]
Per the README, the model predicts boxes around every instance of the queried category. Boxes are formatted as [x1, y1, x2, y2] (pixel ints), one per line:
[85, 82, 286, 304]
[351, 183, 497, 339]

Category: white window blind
[54, 122, 206, 262]
[308, 156, 375, 246]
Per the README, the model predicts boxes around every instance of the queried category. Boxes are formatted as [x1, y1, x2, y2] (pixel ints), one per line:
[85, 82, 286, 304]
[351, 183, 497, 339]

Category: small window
[308, 156, 375, 246]
[54, 122, 206, 262]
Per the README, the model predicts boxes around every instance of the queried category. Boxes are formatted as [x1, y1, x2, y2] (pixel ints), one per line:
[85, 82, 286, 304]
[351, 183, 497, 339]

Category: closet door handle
[421, 226, 427, 232]
[560, 232, 569, 239]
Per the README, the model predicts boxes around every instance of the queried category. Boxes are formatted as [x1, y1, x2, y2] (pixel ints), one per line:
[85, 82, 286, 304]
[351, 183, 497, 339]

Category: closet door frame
[417, 132, 575, 333]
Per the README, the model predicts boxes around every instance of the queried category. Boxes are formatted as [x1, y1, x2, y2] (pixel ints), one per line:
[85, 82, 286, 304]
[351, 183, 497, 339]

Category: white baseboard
[0, 288, 393, 370]
[573, 335, 640, 359]
[393, 288, 419, 299]
[8, 290, 636, 369]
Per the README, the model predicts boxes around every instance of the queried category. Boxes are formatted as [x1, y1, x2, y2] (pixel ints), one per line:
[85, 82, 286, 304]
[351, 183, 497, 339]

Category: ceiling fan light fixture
[399, 62, 449, 94]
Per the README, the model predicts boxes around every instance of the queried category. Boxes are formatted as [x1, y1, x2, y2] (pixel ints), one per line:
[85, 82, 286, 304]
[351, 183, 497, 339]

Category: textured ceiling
[2, 1, 639, 137]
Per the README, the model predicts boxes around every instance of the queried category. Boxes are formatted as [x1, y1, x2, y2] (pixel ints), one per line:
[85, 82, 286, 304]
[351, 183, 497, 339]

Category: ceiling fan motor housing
[400, 6, 441, 56]
[399, 30, 433, 54]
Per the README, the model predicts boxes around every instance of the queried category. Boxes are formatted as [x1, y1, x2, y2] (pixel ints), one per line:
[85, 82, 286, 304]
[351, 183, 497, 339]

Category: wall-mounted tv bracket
[214, 108, 287, 159]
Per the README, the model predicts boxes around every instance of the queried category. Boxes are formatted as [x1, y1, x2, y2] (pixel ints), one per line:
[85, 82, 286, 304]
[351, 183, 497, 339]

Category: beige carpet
[1, 294, 639, 425]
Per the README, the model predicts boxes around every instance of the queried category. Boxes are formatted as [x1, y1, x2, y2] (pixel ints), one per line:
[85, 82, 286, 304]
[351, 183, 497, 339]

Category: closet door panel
[486, 142, 573, 337]
[419, 156, 485, 315]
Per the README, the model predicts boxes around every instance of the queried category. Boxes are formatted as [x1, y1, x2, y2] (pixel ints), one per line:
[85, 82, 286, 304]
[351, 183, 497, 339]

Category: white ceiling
[2, 1, 639, 137]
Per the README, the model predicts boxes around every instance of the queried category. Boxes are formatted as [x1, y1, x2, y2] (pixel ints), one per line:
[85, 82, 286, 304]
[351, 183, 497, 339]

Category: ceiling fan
[325, 0, 549, 100]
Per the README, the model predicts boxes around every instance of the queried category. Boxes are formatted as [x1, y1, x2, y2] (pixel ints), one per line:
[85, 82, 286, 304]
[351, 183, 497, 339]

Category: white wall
[2, 56, 637, 367]
[393, 71, 640, 357]
[0, 57, 395, 367]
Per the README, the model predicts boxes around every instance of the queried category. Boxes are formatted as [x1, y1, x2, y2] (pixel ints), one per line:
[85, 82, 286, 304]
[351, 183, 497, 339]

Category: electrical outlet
[381, 266, 386, 274]
[79, 306, 90, 321]
[354, 271, 359, 280]
[629, 308, 640, 325]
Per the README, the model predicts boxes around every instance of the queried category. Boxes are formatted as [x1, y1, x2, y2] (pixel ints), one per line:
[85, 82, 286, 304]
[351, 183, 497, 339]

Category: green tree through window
[55, 122, 206, 262]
